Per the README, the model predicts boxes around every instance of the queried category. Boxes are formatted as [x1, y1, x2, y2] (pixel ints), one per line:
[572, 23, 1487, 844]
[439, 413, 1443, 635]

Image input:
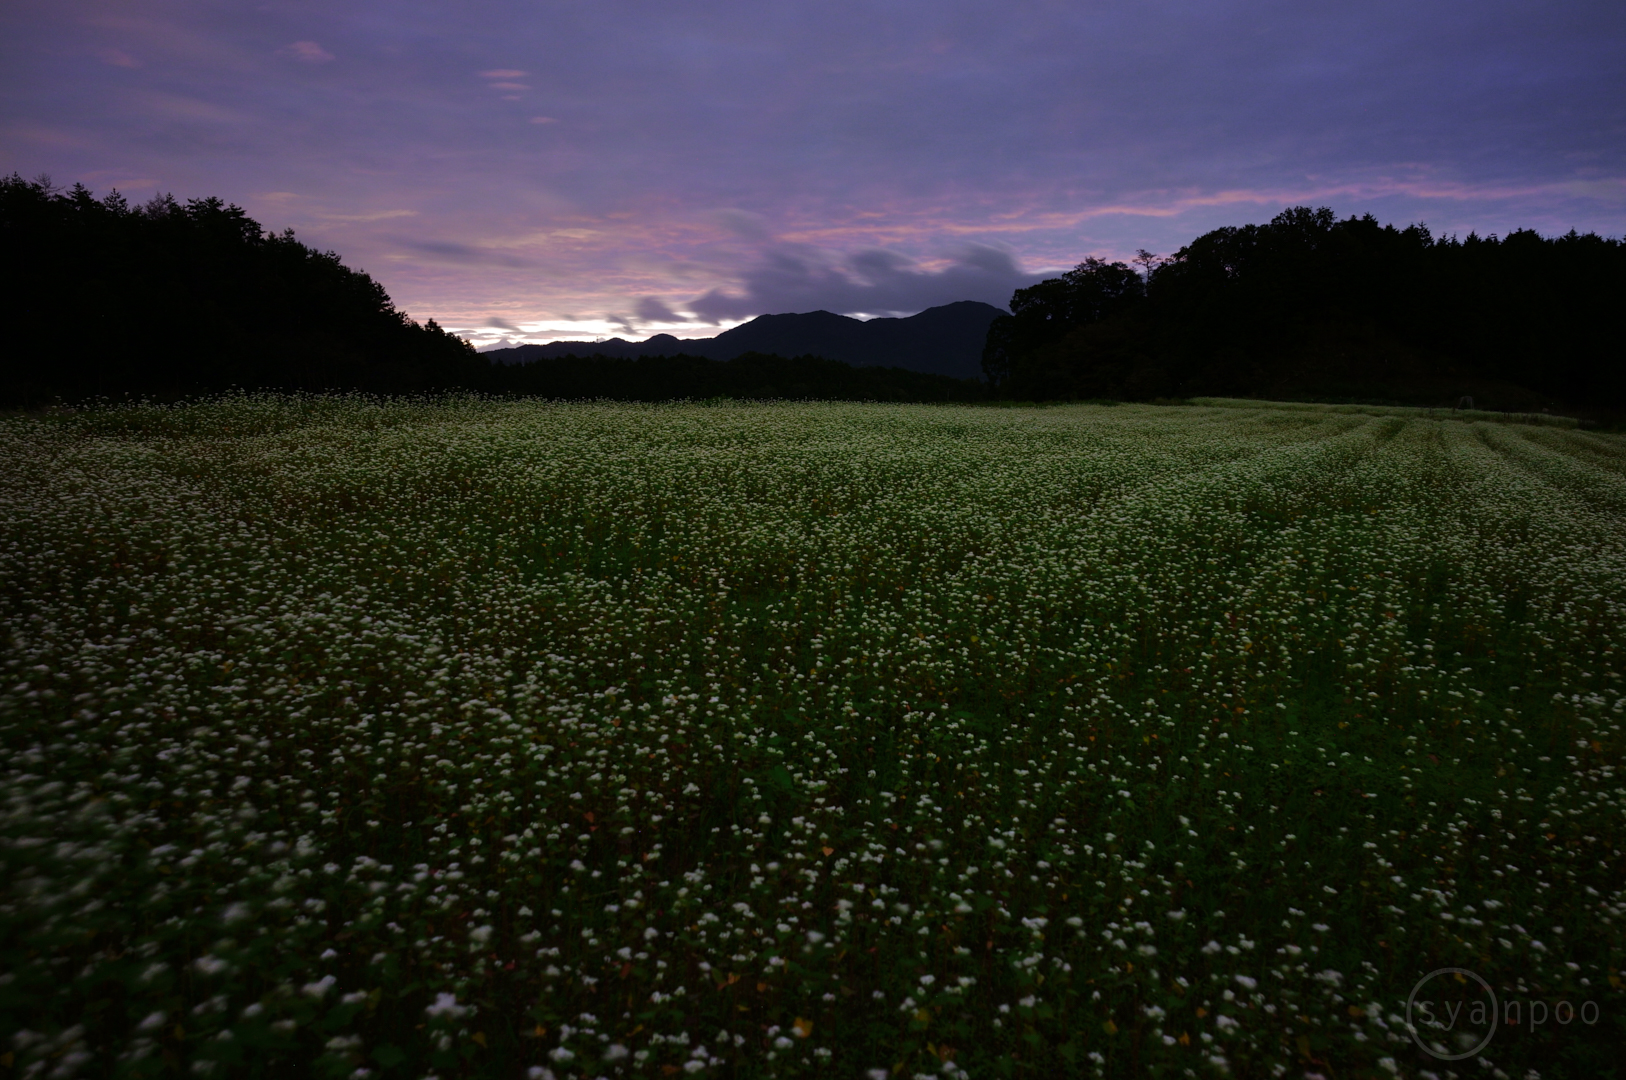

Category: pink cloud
[280, 41, 335, 63]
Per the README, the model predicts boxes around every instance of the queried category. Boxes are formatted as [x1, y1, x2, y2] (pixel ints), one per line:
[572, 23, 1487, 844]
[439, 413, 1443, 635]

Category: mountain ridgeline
[0, 175, 985, 405]
[985, 207, 1626, 412]
[485, 302, 1004, 381]
[4, 175, 1620, 413]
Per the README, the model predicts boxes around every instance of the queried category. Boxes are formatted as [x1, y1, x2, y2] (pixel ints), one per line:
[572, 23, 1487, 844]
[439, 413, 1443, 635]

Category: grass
[2, 394, 1624, 1079]
[1186, 398, 1582, 428]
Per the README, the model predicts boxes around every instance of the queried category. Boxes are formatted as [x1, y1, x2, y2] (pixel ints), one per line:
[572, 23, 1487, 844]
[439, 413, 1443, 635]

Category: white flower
[424, 992, 468, 1019]
[1233, 975, 1257, 990]
[302, 975, 336, 999]
[193, 955, 228, 976]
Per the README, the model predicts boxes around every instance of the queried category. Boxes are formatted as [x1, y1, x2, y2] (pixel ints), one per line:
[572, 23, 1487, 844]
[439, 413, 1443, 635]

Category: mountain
[481, 301, 1006, 380]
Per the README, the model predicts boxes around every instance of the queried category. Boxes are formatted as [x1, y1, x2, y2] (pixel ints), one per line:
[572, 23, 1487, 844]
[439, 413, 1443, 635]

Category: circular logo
[1406, 967, 1499, 1061]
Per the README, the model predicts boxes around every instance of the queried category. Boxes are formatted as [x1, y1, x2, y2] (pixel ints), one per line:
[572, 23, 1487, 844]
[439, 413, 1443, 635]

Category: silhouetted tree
[981, 257, 1143, 393]
[984, 206, 1625, 413]
[0, 174, 481, 405]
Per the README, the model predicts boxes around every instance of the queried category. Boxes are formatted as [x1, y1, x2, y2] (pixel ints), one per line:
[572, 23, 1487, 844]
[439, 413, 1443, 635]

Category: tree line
[5, 176, 1619, 413]
[983, 206, 1625, 413]
[0, 175, 978, 407]
[0, 174, 485, 405]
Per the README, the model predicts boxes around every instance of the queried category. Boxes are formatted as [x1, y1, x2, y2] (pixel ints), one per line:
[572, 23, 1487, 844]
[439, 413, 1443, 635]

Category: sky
[4, 1, 1624, 349]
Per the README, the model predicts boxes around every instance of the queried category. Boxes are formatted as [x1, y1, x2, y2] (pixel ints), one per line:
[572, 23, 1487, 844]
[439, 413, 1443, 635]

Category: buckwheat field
[3, 396, 1623, 1080]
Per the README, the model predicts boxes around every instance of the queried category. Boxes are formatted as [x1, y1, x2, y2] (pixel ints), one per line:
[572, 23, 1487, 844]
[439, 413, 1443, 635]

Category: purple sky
[5, 1, 1624, 347]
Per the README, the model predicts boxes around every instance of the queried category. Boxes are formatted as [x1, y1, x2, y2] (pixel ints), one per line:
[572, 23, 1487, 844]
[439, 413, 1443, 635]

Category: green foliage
[3, 397, 1624, 1077]
[485, 351, 984, 402]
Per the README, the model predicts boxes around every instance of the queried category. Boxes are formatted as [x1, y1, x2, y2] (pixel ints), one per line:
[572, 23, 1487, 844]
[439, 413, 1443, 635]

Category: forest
[0, 175, 977, 406]
[984, 206, 1625, 414]
[0, 174, 483, 404]
[4, 175, 1620, 415]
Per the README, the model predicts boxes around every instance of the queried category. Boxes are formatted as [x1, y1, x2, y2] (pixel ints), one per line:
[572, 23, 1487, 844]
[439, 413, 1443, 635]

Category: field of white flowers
[3, 396, 1623, 1080]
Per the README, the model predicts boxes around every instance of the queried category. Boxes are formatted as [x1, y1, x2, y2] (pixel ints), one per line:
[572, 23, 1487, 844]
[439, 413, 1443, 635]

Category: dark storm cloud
[4, 0, 1623, 334]
[634, 297, 689, 323]
[687, 243, 1038, 322]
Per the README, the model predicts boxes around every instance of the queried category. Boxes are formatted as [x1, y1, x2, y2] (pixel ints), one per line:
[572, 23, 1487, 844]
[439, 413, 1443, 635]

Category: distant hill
[482, 301, 1006, 380]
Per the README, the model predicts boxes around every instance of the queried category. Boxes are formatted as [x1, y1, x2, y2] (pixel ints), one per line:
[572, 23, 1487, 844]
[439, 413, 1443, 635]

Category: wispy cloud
[279, 41, 335, 63]
[133, 91, 243, 123]
[316, 209, 419, 223]
[13, 0, 1618, 334]
[479, 69, 528, 98]
[634, 297, 690, 323]
[390, 237, 531, 267]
